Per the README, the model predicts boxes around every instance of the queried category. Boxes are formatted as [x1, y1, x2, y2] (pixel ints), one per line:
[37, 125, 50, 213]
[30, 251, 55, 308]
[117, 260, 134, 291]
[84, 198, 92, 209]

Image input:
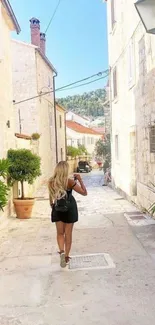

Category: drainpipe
[64, 111, 67, 160]
[53, 73, 58, 164]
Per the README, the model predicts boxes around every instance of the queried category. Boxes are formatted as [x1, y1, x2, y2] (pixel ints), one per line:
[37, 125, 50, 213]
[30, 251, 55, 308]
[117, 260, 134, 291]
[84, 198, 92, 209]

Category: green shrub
[78, 144, 88, 155]
[8, 149, 41, 199]
[31, 133, 40, 140]
[67, 146, 79, 157]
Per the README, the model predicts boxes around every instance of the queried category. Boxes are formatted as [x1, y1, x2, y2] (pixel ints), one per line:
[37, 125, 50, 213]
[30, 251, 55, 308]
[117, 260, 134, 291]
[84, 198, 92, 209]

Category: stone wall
[104, 103, 111, 136]
[107, 0, 155, 211]
[56, 104, 66, 162]
[12, 40, 39, 135]
[67, 156, 91, 175]
[12, 40, 57, 183]
[0, 10, 17, 223]
[35, 51, 56, 181]
[0, 13, 15, 159]
[134, 36, 155, 211]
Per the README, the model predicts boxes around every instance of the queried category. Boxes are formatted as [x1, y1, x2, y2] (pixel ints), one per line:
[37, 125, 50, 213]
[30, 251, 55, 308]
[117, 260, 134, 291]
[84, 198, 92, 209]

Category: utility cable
[56, 75, 109, 92]
[45, 0, 62, 34]
[13, 69, 109, 105]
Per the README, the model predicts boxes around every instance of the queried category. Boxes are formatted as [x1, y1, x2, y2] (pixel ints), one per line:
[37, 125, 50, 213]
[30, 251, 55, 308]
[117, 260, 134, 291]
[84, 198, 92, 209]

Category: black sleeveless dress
[51, 187, 78, 224]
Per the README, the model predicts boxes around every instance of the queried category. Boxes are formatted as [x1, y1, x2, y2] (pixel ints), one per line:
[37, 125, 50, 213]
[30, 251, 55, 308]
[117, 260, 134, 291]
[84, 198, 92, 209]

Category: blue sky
[11, 0, 108, 97]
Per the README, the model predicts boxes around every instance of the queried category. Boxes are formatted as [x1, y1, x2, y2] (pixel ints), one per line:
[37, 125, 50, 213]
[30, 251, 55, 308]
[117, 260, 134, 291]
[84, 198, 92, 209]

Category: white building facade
[66, 121, 102, 155]
[107, 0, 155, 210]
[66, 111, 90, 127]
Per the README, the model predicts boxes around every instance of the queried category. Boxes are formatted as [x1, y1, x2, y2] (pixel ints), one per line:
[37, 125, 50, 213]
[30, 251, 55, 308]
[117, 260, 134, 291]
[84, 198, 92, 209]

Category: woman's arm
[68, 175, 87, 196]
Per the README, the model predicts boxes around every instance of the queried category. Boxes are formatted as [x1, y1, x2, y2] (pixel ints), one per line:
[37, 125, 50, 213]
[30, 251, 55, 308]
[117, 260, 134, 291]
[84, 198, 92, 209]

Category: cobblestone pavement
[0, 171, 155, 325]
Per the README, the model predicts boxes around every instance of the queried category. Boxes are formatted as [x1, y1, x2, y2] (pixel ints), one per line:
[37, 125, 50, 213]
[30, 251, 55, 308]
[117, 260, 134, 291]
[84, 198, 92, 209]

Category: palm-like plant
[0, 159, 10, 211]
[149, 182, 155, 215]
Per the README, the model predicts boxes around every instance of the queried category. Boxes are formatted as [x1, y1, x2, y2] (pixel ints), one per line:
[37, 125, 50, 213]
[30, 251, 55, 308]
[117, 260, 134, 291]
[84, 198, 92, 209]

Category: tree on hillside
[57, 88, 106, 118]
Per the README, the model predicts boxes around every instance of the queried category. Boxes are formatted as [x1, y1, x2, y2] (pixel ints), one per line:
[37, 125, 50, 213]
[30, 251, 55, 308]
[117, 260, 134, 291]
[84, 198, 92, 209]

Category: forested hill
[57, 88, 106, 117]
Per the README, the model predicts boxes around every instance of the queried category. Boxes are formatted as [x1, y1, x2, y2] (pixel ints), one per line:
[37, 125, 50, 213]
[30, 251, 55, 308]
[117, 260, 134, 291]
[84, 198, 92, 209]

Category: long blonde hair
[48, 161, 69, 202]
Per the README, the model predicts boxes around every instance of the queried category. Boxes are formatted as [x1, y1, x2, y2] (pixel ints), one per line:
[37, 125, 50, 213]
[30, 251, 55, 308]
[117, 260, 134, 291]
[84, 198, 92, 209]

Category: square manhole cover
[69, 253, 115, 271]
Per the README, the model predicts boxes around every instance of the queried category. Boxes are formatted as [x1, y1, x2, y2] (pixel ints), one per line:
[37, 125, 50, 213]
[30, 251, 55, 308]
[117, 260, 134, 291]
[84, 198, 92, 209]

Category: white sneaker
[60, 252, 66, 268]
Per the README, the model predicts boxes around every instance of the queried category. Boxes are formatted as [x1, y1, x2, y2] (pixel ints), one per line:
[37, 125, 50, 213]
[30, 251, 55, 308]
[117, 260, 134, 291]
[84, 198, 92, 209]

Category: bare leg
[56, 222, 65, 252]
[65, 223, 74, 257]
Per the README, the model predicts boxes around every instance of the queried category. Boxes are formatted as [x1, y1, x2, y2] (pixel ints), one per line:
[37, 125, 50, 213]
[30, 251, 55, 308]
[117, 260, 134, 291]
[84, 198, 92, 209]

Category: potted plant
[8, 149, 41, 219]
[0, 159, 10, 211]
[149, 182, 155, 216]
[31, 133, 41, 140]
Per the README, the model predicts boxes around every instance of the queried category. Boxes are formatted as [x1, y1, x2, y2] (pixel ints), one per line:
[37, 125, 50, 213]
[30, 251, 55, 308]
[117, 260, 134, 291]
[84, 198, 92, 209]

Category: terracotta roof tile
[66, 121, 101, 135]
[15, 133, 31, 140]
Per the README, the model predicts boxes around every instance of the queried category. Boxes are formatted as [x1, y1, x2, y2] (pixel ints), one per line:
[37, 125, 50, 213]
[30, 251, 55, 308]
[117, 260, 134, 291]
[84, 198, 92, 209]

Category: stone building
[0, 0, 20, 219]
[106, 0, 155, 210]
[0, 0, 20, 159]
[56, 102, 66, 162]
[12, 18, 58, 183]
[104, 83, 111, 136]
[66, 111, 90, 127]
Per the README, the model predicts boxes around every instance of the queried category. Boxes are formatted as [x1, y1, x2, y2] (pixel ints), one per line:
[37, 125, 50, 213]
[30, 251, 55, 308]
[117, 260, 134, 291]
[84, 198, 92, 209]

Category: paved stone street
[0, 171, 155, 324]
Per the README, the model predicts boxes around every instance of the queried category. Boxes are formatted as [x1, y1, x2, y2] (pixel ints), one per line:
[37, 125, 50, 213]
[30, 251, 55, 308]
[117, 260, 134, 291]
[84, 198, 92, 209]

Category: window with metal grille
[113, 67, 117, 99]
[150, 126, 155, 153]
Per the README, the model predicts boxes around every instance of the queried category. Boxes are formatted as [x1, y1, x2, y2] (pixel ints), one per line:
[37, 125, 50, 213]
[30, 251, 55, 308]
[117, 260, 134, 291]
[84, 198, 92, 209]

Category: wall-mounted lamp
[6, 120, 10, 128]
[135, 0, 155, 34]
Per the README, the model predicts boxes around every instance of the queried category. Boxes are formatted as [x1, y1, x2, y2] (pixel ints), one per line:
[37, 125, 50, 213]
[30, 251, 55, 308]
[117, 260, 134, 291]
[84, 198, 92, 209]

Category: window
[82, 137, 85, 145]
[128, 39, 135, 87]
[150, 126, 155, 153]
[59, 115, 62, 128]
[113, 67, 117, 99]
[87, 137, 91, 145]
[91, 137, 94, 145]
[111, 0, 116, 30]
[115, 135, 119, 160]
[61, 148, 63, 160]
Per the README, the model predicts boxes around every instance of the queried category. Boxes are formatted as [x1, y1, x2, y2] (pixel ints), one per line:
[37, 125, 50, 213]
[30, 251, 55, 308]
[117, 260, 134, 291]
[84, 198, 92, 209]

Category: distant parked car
[77, 161, 92, 173]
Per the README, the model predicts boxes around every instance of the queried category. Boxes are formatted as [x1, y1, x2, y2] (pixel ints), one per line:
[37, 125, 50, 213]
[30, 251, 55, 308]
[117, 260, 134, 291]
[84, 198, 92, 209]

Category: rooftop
[66, 111, 90, 121]
[2, 0, 21, 34]
[66, 121, 102, 135]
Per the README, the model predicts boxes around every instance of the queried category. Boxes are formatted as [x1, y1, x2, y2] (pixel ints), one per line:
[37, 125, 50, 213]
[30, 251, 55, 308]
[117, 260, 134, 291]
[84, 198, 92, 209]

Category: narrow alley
[0, 172, 155, 324]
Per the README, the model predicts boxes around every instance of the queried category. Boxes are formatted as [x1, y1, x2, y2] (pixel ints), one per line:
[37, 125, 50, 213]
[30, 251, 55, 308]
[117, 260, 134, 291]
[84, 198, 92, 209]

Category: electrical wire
[56, 75, 109, 92]
[45, 0, 62, 34]
[13, 69, 109, 105]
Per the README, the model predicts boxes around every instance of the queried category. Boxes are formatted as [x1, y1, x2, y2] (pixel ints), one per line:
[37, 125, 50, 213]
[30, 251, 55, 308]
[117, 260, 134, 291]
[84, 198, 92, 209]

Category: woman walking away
[48, 161, 87, 268]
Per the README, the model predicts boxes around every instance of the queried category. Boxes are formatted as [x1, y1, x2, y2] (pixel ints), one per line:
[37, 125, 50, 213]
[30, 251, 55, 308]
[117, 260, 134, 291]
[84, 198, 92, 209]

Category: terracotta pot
[13, 199, 35, 219]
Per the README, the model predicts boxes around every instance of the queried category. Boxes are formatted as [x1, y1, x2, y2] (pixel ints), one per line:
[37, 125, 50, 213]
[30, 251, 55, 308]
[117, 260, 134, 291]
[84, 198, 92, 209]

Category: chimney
[30, 17, 40, 47]
[40, 32, 46, 55]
